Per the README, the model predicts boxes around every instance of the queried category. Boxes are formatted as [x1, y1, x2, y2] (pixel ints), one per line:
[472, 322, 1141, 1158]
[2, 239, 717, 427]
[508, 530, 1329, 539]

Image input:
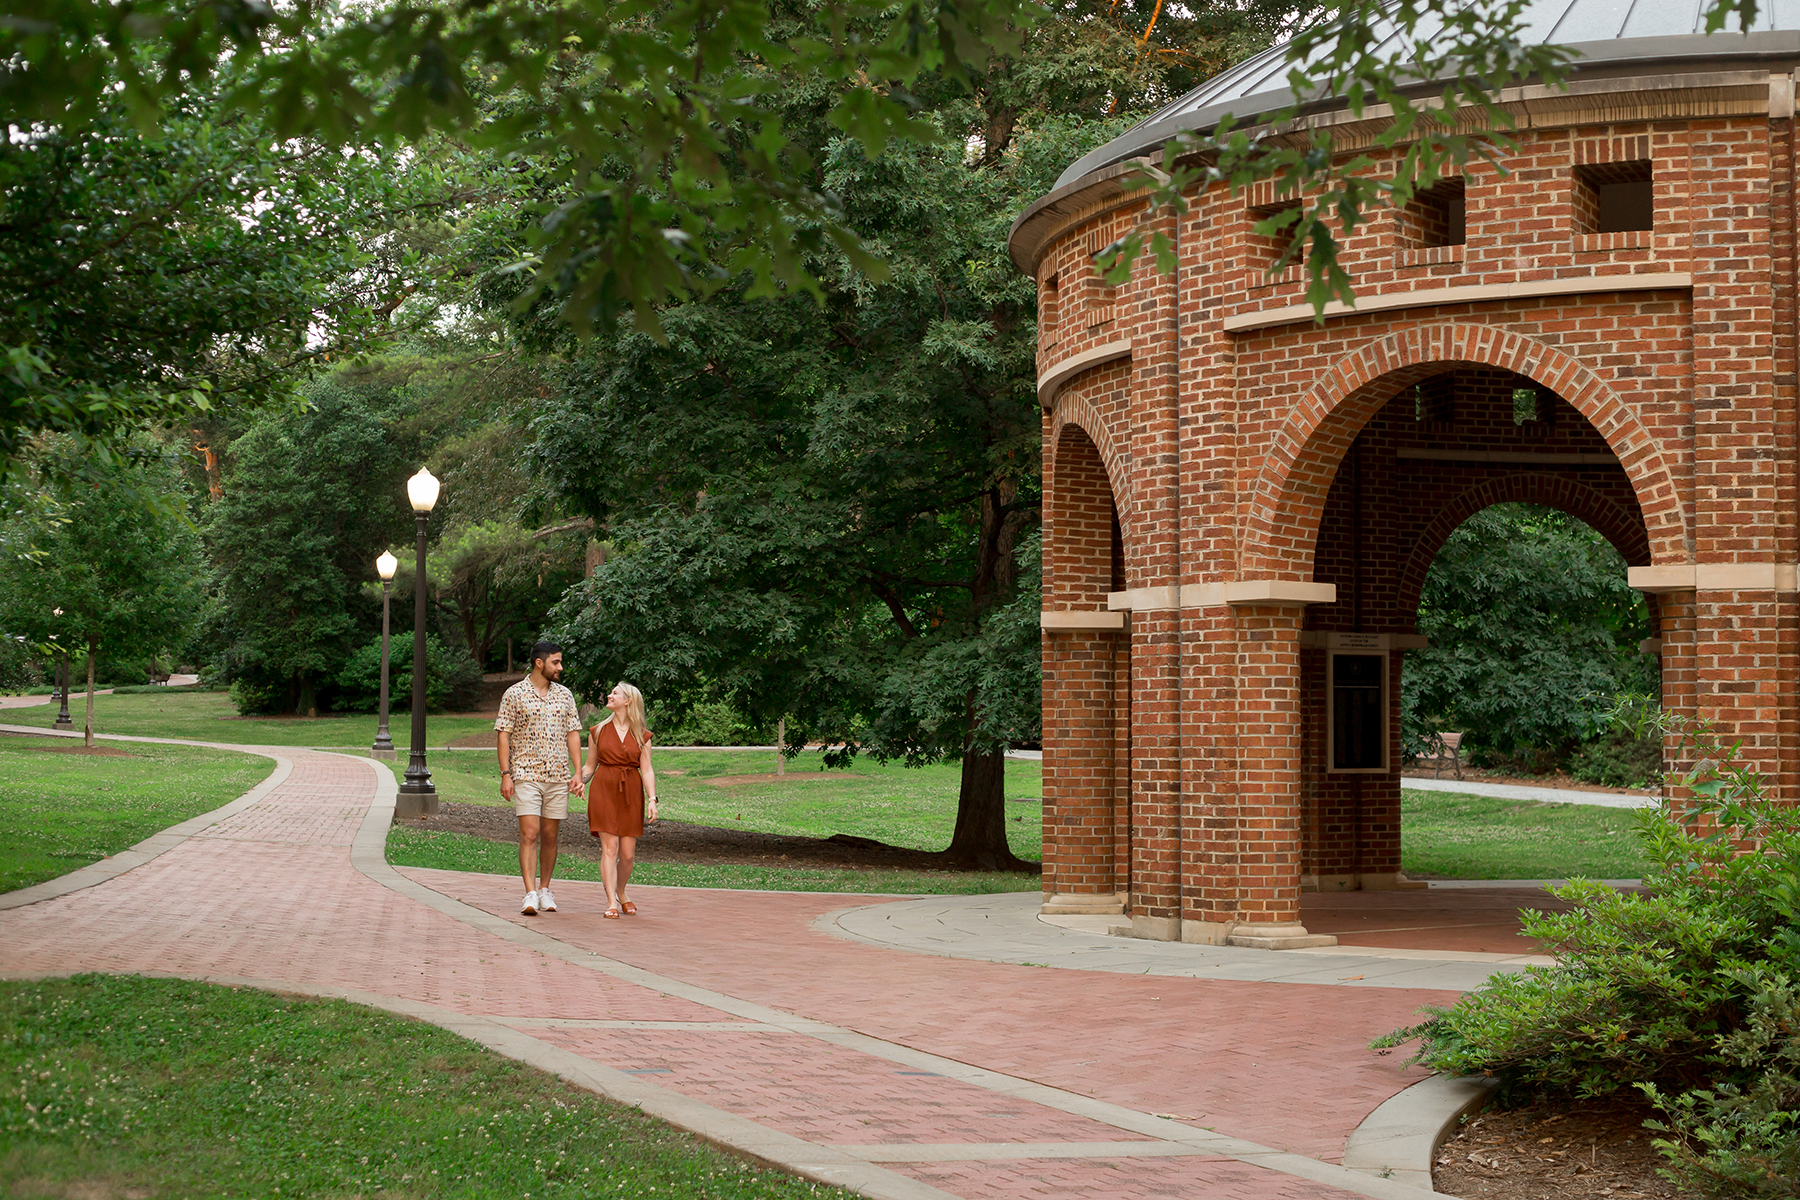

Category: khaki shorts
[512, 778, 569, 821]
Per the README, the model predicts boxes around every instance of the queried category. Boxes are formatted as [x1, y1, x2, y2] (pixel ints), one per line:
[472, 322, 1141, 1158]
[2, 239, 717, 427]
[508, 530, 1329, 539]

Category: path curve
[0, 728, 1472, 1199]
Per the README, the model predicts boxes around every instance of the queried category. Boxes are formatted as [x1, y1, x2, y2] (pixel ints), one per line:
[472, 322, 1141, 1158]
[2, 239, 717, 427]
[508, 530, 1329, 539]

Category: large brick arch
[1396, 473, 1651, 618]
[1244, 323, 1688, 578]
[1049, 389, 1132, 524]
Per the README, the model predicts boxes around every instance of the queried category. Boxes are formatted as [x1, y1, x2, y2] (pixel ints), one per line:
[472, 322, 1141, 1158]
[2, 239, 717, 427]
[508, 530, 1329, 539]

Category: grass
[1400, 788, 1652, 880]
[385, 748, 1045, 860]
[388, 826, 1042, 895]
[0, 738, 271, 893]
[0, 974, 858, 1200]
[0, 690, 499, 748]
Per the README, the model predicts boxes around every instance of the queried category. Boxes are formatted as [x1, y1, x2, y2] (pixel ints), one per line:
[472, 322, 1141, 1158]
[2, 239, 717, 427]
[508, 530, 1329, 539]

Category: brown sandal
[603, 906, 621, 919]
[620, 901, 638, 916]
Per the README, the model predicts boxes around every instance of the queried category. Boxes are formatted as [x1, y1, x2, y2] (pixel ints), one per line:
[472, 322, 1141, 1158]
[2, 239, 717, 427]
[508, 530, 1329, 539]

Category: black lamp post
[51, 609, 72, 729]
[397, 468, 439, 818]
[370, 550, 398, 761]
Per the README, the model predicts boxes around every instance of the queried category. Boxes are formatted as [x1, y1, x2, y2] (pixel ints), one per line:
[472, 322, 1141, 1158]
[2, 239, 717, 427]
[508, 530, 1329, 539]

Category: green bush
[334, 633, 483, 715]
[651, 699, 770, 746]
[1569, 728, 1663, 789]
[228, 677, 283, 715]
[1377, 715, 1800, 1196]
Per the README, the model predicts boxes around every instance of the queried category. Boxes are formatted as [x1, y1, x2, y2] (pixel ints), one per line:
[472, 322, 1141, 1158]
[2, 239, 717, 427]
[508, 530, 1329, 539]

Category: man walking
[495, 641, 583, 915]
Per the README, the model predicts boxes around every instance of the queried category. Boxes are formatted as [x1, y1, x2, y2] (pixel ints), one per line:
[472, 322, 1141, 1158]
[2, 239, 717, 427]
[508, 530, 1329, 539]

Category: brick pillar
[1178, 606, 1242, 942]
[1695, 590, 1785, 791]
[1041, 628, 1124, 911]
[1226, 604, 1336, 948]
[1127, 607, 1183, 937]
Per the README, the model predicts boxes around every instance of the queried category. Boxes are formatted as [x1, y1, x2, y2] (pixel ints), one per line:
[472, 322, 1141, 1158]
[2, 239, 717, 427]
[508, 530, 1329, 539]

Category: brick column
[1041, 628, 1125, 911]
[1127, 607, 1183, 936]
[1226, 603, 1335, 949]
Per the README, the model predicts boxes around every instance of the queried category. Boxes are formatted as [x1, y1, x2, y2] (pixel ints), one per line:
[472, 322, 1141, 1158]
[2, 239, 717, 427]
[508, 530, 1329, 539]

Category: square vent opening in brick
[1574, 160, 1652, 234]
[1400, 178, 1465, 247]
[1248, 200, 1303, 267]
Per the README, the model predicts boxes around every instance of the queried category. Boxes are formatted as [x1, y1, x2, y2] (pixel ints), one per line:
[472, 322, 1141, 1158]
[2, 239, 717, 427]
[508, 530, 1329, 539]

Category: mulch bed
[1435, 1093, 1688, 1200]
[410, 800, 1040, 875]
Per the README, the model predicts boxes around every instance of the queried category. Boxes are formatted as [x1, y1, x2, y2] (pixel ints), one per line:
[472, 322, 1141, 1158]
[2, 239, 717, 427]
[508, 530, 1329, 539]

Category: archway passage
[1040, 422, 1130, 910]
[1297, 365, 1655, 891]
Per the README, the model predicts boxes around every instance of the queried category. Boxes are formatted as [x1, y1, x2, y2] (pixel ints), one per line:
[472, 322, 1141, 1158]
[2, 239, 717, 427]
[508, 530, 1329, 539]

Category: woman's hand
[647, 797, 659, 823]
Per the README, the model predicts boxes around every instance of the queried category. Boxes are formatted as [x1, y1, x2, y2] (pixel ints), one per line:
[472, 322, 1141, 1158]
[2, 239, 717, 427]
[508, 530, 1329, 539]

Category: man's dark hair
[531, 640, 562, 667]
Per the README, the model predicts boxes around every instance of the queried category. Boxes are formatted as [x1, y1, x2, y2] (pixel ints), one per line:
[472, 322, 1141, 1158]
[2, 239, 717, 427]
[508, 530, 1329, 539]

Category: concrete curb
[1342, 1073, 1499, 1192]
[0, 968, 962, 1200]
[0, 746, 292, 911]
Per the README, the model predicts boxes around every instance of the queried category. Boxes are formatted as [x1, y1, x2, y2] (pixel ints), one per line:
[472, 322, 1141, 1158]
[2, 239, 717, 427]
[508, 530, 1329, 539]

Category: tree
[0, 66, 481, 469]
[202, 374, 419, 715]
[529, 3, 1263, 869]
[1402, 504, 1654, 772]
[0, 441, 204, 744]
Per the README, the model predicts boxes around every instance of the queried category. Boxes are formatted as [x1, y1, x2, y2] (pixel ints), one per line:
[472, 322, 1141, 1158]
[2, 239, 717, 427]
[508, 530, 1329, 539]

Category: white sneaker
[538, 888, 557, 912]
[521, 890, 538, 915]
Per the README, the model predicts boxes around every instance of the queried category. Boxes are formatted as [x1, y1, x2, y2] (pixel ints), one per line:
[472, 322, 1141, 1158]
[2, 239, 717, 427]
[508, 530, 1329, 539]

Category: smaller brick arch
[1048, 387, 1133, 523]
[1244, 323, 1688, 578]
[1396, 474, 1651, 618]
[1048, 419, 1126, 607]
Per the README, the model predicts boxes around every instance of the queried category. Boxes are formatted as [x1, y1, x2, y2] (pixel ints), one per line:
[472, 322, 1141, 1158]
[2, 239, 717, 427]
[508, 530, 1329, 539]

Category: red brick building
[1012, 9, 1800, 947]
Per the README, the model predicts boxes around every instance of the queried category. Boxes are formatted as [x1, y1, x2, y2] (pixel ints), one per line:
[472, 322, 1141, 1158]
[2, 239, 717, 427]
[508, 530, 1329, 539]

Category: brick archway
[1244, 324, 1688, 578]
[1049, 389, 1133, 525]
[1396, 473, 1652, 618]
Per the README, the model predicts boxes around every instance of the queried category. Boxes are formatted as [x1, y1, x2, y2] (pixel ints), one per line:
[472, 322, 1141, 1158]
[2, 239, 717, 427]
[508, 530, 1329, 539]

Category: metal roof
[1055, 0, 1800, 188]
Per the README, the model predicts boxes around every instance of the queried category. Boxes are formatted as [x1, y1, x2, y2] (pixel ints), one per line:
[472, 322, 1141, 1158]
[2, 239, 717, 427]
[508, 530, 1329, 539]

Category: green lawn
[388, 826, 1042, 895]
[0, 738, 271, 893]
[0, 690, 499, 748]
[1400, 788, 1651, 879]
[0, 975, 856, 1200]
[386, 748, 1045, 860]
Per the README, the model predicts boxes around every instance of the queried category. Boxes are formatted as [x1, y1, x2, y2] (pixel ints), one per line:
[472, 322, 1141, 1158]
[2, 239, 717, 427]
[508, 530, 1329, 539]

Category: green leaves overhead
[8, 0, 1036, 340]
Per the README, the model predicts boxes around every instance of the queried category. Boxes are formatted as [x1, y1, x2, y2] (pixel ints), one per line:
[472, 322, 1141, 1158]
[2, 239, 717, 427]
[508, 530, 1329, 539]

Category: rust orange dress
[587, 721, 646, 838]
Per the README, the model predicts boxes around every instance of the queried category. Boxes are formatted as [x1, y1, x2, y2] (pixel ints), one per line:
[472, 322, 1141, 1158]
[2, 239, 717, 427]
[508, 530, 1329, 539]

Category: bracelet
[501, 769, 512, 776]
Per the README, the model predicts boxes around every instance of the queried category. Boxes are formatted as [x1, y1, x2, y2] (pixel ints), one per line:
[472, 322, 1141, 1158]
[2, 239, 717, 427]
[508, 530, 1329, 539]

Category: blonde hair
[604, 681, 650, 745]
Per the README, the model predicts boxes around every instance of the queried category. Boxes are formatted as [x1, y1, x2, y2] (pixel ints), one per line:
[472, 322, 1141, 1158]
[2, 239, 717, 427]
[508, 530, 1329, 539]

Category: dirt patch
[1435, 1094, 1686, 1200]
[701, 773, 837, 787]
[448, 731, 499, 748]
[408, 800, 1039, 875]
[24, 744, 136, 757]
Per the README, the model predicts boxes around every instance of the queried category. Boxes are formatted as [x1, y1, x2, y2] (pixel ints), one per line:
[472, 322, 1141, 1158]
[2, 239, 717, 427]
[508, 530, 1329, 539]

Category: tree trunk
[941, 478, 1035, 872]
[945, 744, 1031, 870]
[83, 636, 96, 748]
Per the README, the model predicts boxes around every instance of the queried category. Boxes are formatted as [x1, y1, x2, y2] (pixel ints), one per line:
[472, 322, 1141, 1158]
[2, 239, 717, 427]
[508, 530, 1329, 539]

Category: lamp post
[51, 609, 72, 730]
[370, 550, 399, 761]
[397, 468, 440, 818]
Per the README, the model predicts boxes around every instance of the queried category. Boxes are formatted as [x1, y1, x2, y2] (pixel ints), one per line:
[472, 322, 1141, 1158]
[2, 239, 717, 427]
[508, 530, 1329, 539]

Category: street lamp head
[376, 550, 399, 581]
[406, 467, 440, 513]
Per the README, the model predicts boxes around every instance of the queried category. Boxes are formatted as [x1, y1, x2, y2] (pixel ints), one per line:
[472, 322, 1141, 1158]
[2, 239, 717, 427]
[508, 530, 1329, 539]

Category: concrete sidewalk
[1, 730, 1473, 1200]
[1402, 774, 1657, 808]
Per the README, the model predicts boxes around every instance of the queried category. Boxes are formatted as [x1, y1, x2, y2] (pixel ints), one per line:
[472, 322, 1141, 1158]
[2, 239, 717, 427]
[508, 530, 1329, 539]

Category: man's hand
[567, 774, 582, 795]
[501, 774, 516, 802]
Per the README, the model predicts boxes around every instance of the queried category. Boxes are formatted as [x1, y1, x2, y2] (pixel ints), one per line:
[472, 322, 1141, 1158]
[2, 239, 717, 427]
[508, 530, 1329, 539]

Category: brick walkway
[0, 743, 1462, 1200]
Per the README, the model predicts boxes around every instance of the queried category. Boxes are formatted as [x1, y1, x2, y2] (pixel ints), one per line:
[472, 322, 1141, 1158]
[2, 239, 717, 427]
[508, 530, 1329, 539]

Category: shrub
[334, 634, 483, 715]
[228, 677, 283, 715]
[1376, 714, 1800, 1196]
[650, 699, 769, 746]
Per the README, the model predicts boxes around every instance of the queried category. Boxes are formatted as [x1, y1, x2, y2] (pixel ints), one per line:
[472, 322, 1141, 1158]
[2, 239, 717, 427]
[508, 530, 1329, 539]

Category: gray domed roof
[1056, 0, 1800, 188]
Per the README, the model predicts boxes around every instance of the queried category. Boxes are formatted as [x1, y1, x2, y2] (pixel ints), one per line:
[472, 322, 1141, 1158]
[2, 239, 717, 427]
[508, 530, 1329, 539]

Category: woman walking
[583, 681, 658, 919]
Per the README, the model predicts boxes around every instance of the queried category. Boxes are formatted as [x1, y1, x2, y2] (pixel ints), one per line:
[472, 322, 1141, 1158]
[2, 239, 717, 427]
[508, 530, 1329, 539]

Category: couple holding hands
[495, 640, 657, 920]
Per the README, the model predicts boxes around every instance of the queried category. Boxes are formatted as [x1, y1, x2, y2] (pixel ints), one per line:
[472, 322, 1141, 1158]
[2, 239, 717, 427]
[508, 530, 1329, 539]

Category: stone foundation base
[1115, 915, 1339, 950]
[394, 791, 439, 820]
[1041, 891, 1127, 915]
